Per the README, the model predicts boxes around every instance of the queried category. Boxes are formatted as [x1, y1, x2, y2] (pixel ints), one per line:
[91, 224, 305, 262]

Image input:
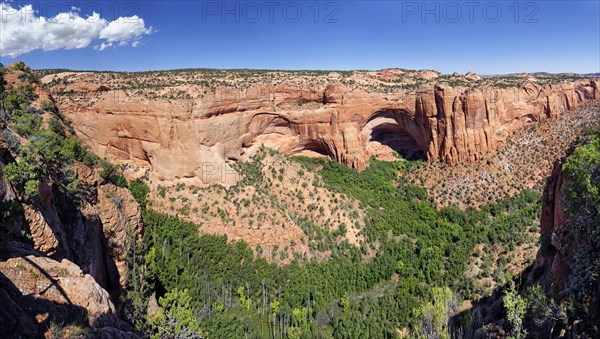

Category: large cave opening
[289, 140, 332, 159]
[368, 123, 426, 161]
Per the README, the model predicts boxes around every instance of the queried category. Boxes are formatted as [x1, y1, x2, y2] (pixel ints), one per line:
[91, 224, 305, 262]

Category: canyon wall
[43, 72, 598, 186]
[1, 64, 143, 336]
[525, 156, 578, 295]
[527, 158, 577, 295]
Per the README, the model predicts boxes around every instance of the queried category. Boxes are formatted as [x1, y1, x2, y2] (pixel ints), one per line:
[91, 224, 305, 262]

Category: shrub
[525, 284, 566, 336]
[1, 128, 20, 151]
[563, 137, 600, 213]
[3, 84, 37, 110]
[412, 287, 455, 339]
[99, 159, 127, 187]
[23, 179, 40, 200]
[0, 199, 23, 224]
[13, 62, 27, 72]
[65, 179, 83, 199]
[0, 67, 6, 99]
[504, 281, 529, 339]
[3, 147, 43, 200]
[9, 112, 41, 136]
[150, 288, 205, 338]
[157, 185, 166, 198]
[129, 179, 150, 209]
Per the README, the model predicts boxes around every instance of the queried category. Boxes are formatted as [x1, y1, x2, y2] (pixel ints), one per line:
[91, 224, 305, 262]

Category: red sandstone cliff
[42, 71, 597, 186]
[525, 155, 579, 296]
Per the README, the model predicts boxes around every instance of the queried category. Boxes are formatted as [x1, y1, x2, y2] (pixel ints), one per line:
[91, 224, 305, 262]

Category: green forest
[123, 155, 542, 338]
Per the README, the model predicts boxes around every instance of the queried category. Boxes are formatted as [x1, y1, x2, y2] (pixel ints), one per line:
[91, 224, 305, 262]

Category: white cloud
[95, 42, 112, 51]
[100, 16, 153, 45]
[0, 3, 154, 57]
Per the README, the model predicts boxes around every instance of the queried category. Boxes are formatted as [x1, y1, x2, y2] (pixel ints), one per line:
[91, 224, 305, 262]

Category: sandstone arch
[288, 139, 333, 158]
[362, 109, 429, 160]
[247, 113, 337, 160]
[247, 113, 297, 137]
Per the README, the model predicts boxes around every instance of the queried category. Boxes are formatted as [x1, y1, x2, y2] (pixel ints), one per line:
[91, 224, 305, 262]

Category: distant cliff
[42, 69, 597, 187]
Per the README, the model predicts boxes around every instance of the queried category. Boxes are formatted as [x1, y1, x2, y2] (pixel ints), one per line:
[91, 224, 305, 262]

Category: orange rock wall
[44, 73, 598, 186]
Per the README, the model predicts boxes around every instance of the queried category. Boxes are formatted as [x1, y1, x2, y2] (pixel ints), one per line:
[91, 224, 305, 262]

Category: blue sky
[1, 0, 599, 74]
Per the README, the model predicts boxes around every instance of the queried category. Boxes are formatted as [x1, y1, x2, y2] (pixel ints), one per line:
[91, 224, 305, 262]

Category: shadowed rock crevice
[289, 139, 333, 158]
[363, 109, 428, 161]
[369, 123, 424, 160]
[0, 270, 87, 338]
[0, 266, 139, 338]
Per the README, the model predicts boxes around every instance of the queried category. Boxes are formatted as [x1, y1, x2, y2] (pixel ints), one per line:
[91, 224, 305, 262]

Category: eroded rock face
[525, 157, 580, 296]
[96, 184, 143, 295]
[0, 63, 144, 337]
[2, 161, 143, 298]
[0, 255, 140, 338]
[43, 71, 598, 187]
[59, 163, 143, 297]
[23, 181, 72, 259]
[0, 256, 114, 330]
[1, 64, 143, 297]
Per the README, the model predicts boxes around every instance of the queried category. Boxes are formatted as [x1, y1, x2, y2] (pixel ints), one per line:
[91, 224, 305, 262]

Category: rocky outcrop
[0, 63, 143, 336]
[43, 71, 598, 187]
[24, 181, 72, 259]
[0, 256, 116, 321]
[0, 255, 139, 338]
[96, 183, 143, 295]
[525, 156, 580, 296]
[1, 150, 142, 299]
[458, 151, 594, 338]
[30, 164, 143, 296]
